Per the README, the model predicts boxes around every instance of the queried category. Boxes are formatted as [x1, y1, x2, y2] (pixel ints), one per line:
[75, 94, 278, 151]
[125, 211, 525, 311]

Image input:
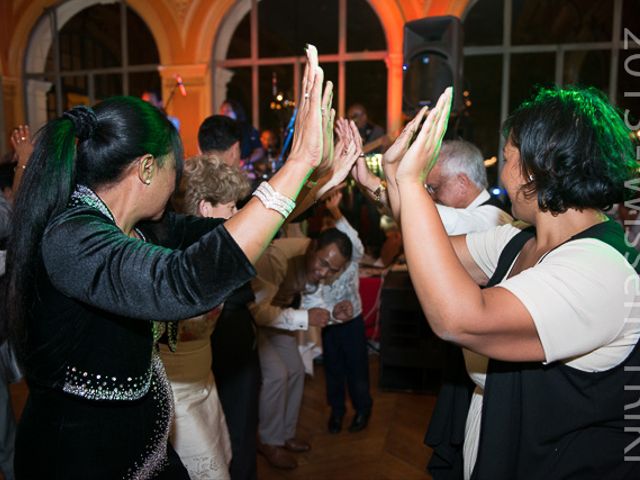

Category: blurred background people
[219, 100, 264, 168]
[198, 115, 243, 168]
[347, 103, 385, 152]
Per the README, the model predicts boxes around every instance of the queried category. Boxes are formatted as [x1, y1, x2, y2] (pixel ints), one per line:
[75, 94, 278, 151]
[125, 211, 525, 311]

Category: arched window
[213, 0, 388, 137]
[462, 0, 639, 186]
[24, 0, 160, 130]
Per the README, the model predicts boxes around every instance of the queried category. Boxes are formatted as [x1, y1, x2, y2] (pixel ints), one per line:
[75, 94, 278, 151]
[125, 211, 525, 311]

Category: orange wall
[0, 0, 469, 156]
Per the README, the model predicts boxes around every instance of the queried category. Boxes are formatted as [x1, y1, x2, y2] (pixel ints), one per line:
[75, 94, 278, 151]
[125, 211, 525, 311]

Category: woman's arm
[43, 208, 255, 322]
[450, 235, 490, 286]
[395, 89, 544, 362]
[224, 45, 326, 264]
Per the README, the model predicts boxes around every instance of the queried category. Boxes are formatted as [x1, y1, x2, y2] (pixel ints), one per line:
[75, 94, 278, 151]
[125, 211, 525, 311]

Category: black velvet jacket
[16, 200, 255, 480]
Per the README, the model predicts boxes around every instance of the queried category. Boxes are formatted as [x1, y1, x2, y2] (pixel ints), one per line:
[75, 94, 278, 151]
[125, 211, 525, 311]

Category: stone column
[25, 78, 52, 133]
[159, 63, 210, 157]
[385, 52, 405, 135]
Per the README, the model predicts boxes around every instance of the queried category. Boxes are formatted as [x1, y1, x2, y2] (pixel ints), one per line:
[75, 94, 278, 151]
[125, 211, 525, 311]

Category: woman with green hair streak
[6, 46, 329, 479]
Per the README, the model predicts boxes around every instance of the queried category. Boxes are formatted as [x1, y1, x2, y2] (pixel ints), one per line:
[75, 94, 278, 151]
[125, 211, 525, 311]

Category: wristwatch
[373, 180, 387, 204]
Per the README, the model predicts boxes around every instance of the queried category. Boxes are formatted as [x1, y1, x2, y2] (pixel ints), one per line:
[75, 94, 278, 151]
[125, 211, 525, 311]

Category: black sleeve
[137, 212, 225, 250]
[42, 207, 255, 321]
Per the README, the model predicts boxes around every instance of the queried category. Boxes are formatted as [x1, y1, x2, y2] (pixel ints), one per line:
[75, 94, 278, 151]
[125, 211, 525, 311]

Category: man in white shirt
[424, 140, 513, 235]
[251, 229, 353, 470]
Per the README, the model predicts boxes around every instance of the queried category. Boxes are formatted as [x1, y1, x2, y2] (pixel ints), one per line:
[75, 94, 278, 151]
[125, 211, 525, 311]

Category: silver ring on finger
[304, 92, 310, 99]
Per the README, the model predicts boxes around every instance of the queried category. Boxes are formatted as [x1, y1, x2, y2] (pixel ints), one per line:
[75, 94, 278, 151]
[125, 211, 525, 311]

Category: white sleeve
[334, 217, 364, 262]
[497, 239, 637, 365]
[465, 223, 524, 278]
[436, 204, 512, 236]
[301, 287, 328, 310]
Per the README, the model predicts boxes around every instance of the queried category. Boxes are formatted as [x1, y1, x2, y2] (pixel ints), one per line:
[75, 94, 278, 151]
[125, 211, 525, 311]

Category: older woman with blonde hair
[159, 153, 252, 480]
[182, 154, 251, 219]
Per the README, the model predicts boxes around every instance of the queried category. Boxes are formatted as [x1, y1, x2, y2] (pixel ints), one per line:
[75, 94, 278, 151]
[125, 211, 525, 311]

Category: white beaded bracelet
[252, 181, 296, 218]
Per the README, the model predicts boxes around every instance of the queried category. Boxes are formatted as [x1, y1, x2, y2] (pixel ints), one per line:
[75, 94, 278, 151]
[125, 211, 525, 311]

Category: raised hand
[288, 45, 324, 169]
[335, 117, 351, 144]
[315, 82, 336, 177]
[396, 87, 453, 184]
[11, 125, 34, 168]
[315, 120, 361, 199]
[382, 106, 430, 171]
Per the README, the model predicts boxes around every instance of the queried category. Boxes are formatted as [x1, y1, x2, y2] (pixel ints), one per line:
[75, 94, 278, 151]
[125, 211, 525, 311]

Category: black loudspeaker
[379, 271, 447, 392]
[402, 15, 463, 115]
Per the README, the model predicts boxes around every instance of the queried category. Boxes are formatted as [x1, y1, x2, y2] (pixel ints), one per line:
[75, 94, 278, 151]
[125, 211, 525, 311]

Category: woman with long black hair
[6, 46, 328, 479]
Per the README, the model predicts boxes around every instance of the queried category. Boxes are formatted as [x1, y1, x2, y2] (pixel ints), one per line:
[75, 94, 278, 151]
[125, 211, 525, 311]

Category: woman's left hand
[395, 87, 452, 185]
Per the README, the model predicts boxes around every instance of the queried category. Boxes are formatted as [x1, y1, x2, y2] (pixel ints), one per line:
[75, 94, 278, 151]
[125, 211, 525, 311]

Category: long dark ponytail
[5, 96, 183, 359]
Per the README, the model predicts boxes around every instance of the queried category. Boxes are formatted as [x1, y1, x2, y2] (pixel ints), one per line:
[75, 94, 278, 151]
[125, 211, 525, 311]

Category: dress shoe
[328, 414, 343, 434]
[284, 437, 311, 452]
[257, 442, 298, 469]
[348, 412, 370, 433]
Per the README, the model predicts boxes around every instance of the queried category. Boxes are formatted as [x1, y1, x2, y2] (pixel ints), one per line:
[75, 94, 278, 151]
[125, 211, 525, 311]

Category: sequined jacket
[28, 204, 254, 396]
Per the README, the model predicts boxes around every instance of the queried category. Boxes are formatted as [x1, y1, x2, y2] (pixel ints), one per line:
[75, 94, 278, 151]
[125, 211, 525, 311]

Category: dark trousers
[211, 307, 260, 480]
[322, 315, 372, 417]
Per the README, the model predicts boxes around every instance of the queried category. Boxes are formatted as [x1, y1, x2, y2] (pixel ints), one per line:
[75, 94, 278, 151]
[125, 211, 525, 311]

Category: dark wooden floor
[255, 356, 435, 480]
[9, 356, 436, 480]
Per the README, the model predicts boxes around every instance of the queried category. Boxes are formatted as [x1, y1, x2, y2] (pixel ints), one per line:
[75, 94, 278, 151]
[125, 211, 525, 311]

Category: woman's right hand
[288, 45, 325, 170]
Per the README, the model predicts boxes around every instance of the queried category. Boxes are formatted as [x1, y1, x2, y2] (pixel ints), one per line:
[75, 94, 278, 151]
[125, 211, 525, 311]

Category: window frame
[23, 0, 159, 122]
[462, 0, 639, 173]
[213, 0, 388, 129]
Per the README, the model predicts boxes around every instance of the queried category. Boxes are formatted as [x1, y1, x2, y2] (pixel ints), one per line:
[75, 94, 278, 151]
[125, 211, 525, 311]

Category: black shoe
[348, 412, 370, 433]
[328, 414, 343, 434]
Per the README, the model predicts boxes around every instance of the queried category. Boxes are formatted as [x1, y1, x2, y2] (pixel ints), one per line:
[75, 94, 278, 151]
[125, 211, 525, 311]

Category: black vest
[471, 220, 640, 479]
[479, 194, 510, 213]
